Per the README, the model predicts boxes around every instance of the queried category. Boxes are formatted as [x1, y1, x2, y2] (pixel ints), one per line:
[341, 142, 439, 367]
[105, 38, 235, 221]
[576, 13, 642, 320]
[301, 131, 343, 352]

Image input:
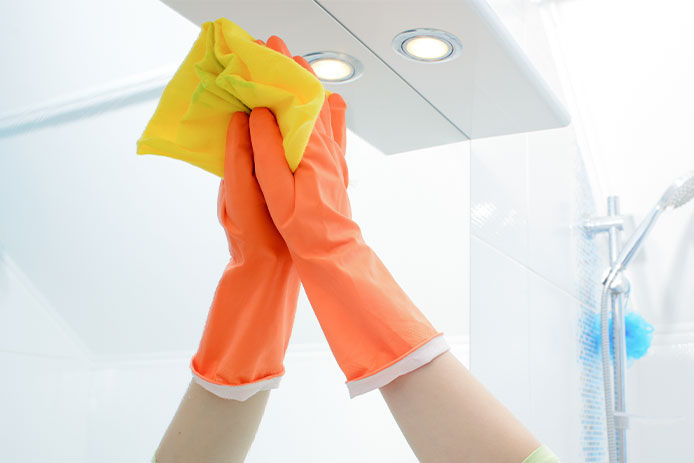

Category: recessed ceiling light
[302, 51, 363, 84]
[392, 29, 462, 63]
[404, 36, 451, 60]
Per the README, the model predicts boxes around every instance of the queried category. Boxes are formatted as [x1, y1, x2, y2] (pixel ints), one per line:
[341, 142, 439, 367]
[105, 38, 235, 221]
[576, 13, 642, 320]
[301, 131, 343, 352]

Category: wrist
[228, 236, 293, 265]
[287, 232, 367, 266]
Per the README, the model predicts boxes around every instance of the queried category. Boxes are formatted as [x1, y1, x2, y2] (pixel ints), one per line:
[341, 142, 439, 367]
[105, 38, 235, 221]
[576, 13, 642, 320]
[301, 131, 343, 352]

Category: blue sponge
[588, 309, 654, 367]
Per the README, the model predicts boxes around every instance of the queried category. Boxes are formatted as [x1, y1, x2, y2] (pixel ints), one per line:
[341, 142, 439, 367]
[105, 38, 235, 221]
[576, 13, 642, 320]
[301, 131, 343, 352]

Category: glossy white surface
[470, 125, 588, 301]
[546, 0, 694, 332]
[470, 235, 585, 460]
[468, 3, 600, 457]
[317, 0, 570, 138]
[0, 353, 89, 462]
[0, 250, 86, 358]
[543, 1, 694, 458]
[625, 338, 694, 461]
[470, 133, 528, 264]
[527, 269, 582, 459]
[525, 127, 583, 300]
[470, 236, 531, 422]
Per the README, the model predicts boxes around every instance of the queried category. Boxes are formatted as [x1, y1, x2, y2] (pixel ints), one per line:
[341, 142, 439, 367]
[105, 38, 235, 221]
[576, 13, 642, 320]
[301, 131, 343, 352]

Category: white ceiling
[163, 0, 569, 150]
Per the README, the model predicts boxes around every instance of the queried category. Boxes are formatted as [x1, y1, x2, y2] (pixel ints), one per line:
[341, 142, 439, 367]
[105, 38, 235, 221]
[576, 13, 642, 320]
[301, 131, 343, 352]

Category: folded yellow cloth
[136, 17, 328, 176]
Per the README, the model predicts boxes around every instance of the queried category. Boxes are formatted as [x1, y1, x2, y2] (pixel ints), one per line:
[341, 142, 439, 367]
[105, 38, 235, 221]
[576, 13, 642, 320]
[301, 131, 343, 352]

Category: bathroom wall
[471, 1, 608, 461]
[470, 126, 607, 462]
[0, 249, 89, 461]
[544, 0, 694, 332]
[0, 0, 469, 461]
[477, 0, 694, 461]
[539, 0, 694, 460]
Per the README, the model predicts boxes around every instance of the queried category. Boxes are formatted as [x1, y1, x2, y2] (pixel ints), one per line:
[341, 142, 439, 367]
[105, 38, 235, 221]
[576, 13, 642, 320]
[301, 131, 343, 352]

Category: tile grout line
[472, 233, 693, 344]
[0, 244, 93, 360]
[471, 232, 582, 305]
[524, 121, 533, 421]
[0, 349, 89, 361]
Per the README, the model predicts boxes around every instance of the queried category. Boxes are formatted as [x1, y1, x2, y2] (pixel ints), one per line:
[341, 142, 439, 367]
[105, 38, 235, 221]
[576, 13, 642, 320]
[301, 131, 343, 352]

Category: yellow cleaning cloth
[136, 17, 328, 176]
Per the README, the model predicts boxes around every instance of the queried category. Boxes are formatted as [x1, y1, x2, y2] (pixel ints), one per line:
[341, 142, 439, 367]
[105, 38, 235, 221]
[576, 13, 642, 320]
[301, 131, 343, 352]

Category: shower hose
[601, 274, 618, 463]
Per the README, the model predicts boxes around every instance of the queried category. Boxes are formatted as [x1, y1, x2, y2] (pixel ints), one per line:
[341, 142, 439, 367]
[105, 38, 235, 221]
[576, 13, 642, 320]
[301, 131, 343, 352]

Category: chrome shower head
[658, 171, 694, 210]
[603, 170, 694, 286]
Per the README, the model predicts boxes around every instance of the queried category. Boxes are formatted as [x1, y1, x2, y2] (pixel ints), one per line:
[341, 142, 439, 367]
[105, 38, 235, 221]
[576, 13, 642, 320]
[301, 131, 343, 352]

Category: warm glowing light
[403, 36, 452, 60]
[310, 58, 354, 81]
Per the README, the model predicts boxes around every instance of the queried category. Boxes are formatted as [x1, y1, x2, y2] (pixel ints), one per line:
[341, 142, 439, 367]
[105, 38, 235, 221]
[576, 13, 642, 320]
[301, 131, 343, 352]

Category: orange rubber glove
[189, 106, 301, 401]
[249, 40, 450, 398]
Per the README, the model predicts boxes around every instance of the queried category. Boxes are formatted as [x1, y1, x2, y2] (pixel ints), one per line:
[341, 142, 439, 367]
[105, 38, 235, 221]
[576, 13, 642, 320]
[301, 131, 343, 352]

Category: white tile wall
[470, 236, 531, 424]
[518, 1, 694, 460]
[0, 353, 89, 463]
[468, 2, 620, 460]
[470, 134, 529, 265]
[0, 250, 87, 357]
[625, 337, 694, 461]
[526, 127, 584, 302]
[527, 271, 582, 459]
[470, 124, 604, 461]
[470, 231, 589, 461]
[1, 249, 90, 462]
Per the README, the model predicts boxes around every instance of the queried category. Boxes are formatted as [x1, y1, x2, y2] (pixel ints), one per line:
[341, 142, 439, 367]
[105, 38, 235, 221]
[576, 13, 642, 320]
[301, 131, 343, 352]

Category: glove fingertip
[328, 92, 346, 110]
[293, 55, 318, 78]
[267, 35, 292, 58]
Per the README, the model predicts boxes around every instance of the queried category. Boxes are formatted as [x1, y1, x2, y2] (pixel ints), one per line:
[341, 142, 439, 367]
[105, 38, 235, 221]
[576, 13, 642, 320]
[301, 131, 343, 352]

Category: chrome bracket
[581, 215, 627, 235]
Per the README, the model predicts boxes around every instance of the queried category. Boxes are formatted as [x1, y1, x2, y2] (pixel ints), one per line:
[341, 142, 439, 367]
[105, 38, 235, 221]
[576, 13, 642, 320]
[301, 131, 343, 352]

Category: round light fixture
[392, 29, 462, 63]
[302, 51, 363, 84]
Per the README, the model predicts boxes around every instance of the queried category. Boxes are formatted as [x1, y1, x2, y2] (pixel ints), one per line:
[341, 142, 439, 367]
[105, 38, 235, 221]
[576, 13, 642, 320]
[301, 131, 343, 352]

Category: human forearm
[155, 379, 270, 463]
[379, 351, 543, 463]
